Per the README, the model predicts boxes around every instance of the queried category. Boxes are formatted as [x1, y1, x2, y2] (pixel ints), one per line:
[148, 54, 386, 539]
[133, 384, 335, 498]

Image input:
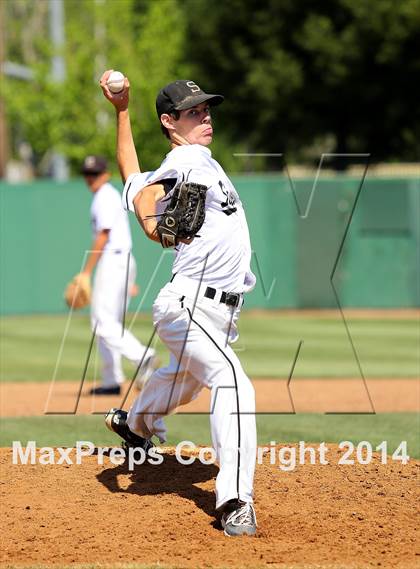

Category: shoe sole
[90, 387, 121, 395]
[223, 528, 256, 537]
[105, 408, 119, 433]
[105, 409, 131, 453]
[221, 516, 256, 537]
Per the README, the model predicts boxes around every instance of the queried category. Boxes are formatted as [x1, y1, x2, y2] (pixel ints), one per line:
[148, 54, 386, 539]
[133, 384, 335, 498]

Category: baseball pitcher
[100, 72, 257, 537]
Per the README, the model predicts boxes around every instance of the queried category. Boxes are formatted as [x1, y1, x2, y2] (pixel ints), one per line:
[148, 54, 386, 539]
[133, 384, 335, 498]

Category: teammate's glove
[156, 181, 208, 248]
[64, 273, 91, 309]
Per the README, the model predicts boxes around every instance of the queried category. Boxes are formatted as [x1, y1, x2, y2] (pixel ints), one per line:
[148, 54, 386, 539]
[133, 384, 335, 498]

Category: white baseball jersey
[91, 182, 132, 252]
[123, 145, 256, 293]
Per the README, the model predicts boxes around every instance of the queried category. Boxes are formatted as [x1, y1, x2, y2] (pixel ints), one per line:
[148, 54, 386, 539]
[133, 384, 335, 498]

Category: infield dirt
[1, 378, 419, 416]
[1, 445, 418, 569]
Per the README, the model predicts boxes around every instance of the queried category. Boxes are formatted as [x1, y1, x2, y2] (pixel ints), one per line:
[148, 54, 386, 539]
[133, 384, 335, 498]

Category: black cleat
[105, 408, 153, 452]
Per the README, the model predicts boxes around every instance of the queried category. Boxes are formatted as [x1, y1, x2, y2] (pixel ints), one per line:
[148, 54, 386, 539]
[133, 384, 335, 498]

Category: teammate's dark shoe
[90, 385, 121, 396]
[221, 500, 257, 537]
[105, 408, 153, 451]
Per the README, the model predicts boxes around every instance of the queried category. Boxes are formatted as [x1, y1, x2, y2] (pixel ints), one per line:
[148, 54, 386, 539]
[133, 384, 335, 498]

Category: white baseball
[106, 71, 125, 94]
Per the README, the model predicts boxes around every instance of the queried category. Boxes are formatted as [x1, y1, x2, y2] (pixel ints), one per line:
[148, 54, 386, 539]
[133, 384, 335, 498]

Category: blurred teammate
[81, 155, 156, 395]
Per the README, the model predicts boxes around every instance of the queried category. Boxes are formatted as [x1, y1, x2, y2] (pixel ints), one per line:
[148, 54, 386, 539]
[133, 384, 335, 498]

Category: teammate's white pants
[91, 251, 154, 387]
[127, 278, 256, 510]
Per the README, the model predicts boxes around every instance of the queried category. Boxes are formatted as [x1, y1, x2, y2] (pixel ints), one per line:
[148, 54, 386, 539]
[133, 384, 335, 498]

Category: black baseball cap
[156, 80, 224, 117]
[81, 155, 108, 175]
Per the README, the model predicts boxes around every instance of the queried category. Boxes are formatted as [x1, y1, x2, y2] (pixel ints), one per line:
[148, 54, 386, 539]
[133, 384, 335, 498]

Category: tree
[182, 0, 420, 165]
[1, 0, 188, 175]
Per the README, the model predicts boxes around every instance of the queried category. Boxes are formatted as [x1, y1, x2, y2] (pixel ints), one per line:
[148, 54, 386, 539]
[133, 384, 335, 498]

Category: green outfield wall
[0, 175, 418, 314]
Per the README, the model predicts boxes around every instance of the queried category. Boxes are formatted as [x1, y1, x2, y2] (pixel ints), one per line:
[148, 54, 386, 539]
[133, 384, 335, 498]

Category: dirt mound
[1, 445, 418, 568]
[1, 378, 418, 417]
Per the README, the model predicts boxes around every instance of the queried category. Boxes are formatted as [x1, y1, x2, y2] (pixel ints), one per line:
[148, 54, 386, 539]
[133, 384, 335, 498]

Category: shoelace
[225, 502, 257, 527]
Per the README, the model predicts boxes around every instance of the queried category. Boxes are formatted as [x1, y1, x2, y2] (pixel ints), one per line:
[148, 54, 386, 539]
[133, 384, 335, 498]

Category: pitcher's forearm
[116, 109, 140, 182]
[133, 184, 165, 242]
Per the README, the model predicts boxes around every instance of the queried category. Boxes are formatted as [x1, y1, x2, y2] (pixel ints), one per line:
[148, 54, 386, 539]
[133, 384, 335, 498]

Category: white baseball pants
[91, 251, 154, 387]
[127, 277, 256, 510]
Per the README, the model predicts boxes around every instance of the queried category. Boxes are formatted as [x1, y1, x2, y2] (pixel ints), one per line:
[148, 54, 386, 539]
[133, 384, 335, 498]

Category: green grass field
[1, 413, 418, 457]
[1, 312, 419, 382]
[1, 312, 418, 458]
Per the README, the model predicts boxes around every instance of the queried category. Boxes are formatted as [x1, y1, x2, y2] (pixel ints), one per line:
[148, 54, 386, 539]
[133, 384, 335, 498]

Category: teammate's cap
[81, 155, 108, 175]
[156, 80, 224, 117]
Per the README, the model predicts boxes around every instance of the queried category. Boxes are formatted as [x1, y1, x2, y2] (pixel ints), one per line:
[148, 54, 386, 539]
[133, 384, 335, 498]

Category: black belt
[169, 275, 242, 307]
[204, 286, 241, 307]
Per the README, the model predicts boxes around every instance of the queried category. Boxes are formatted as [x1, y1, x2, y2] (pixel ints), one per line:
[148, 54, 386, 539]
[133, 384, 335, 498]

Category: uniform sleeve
[122, 167, 182, 212]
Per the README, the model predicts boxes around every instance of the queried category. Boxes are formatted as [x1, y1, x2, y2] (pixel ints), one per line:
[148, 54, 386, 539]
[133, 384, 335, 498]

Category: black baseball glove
[156, 181, 208, 248]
